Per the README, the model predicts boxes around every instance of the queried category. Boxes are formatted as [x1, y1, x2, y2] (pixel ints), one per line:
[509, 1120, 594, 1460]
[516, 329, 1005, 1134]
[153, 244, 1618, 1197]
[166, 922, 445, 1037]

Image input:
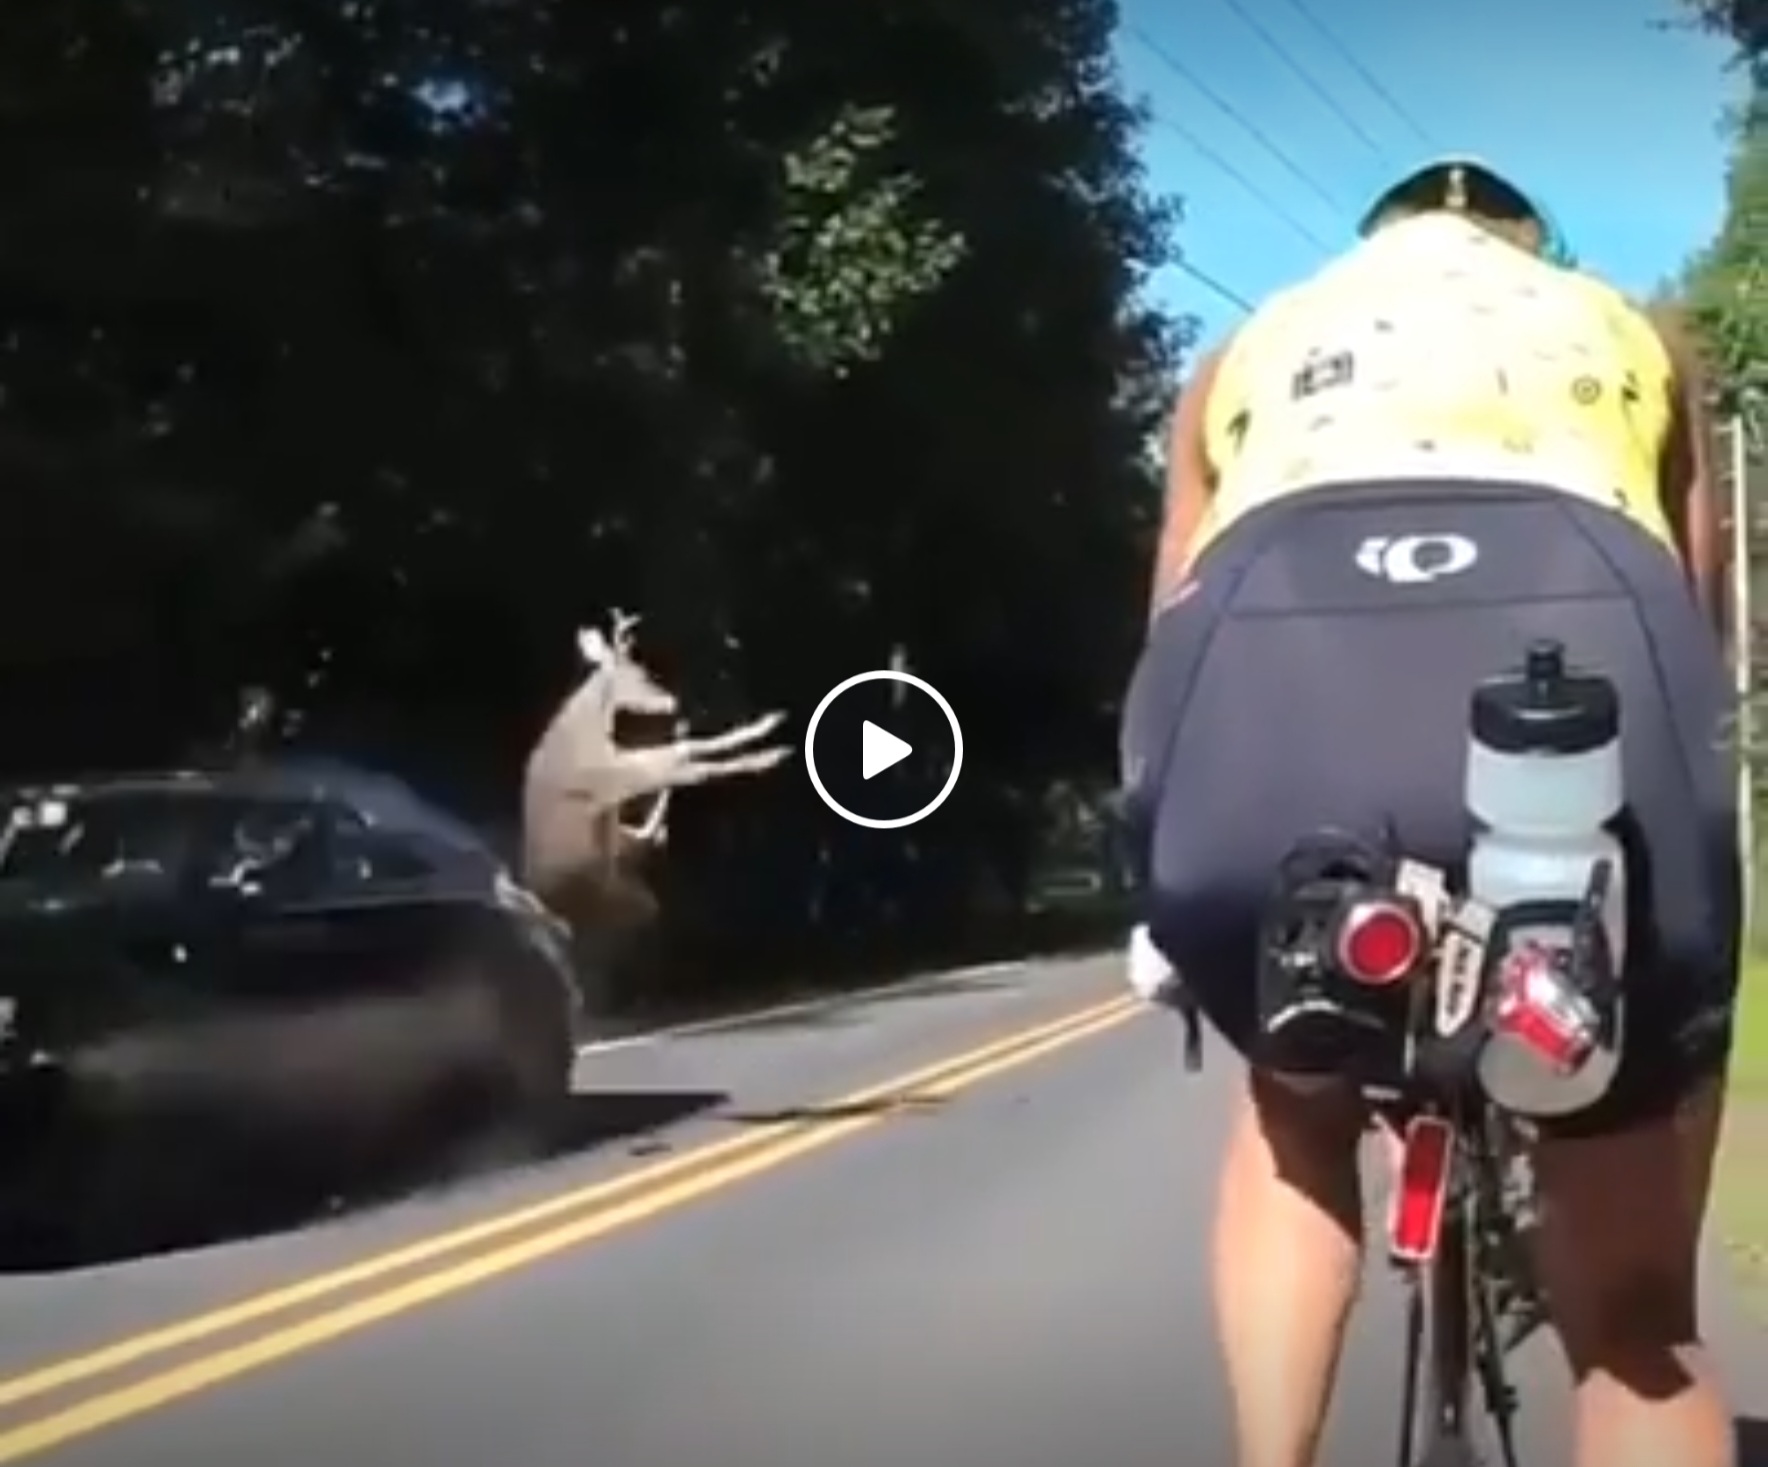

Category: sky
[1115, 0, 1745, 351]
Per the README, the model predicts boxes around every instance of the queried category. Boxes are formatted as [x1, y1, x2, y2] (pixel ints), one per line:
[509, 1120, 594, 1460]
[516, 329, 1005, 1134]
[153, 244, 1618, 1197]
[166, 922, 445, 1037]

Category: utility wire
[1174, 257, 1254, 313]
[1216, 0, 1393, 163]
[1267, 0, 1436, 151]
[1149, 113, 1331, 253]
[1127, 25, 1350, 220]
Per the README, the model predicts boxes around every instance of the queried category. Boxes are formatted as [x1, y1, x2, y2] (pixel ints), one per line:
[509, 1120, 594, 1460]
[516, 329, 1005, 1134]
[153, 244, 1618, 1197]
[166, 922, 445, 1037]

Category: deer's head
[573, 610, 677, 722]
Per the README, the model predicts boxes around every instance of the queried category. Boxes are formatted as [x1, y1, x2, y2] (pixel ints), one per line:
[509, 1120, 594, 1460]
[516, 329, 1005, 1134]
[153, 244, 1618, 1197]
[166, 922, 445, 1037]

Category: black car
[0, 760, 582, 1253]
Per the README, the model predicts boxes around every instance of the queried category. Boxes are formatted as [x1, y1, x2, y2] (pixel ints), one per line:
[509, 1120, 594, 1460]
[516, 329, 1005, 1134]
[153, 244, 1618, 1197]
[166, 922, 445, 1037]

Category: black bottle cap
[1469, 639, 1618, 755]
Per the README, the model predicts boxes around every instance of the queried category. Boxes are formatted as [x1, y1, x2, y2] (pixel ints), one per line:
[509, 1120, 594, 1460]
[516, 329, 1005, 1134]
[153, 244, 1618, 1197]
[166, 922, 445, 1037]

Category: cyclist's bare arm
[1150, 340, 1231, 616]
[1648, 304, 1725, 633]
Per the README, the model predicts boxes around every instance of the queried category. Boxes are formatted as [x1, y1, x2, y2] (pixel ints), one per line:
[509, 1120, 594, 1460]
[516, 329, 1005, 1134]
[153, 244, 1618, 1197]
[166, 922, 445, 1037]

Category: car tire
[490, 956, 575, 1151]
[425, 954, 572, 1179]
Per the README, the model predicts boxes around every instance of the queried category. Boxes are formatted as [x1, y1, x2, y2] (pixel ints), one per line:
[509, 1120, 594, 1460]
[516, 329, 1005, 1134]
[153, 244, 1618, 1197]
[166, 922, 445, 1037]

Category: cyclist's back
[1195, 211, 1678, 553]
[1120, 158, 1739, 1467]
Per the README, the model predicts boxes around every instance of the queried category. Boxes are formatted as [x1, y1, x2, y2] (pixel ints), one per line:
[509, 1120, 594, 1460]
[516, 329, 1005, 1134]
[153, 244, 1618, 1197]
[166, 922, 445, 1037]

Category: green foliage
[1681, 0, 1768, 62]
[759, 105, 966, 372]
[0, 0, 1180, 981]
[1680, 90, 1768, 413]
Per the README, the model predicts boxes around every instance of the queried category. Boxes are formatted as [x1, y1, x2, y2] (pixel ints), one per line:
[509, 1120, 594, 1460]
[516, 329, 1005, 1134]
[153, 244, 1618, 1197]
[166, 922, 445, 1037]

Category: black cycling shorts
[1120, 480, 1740, 1137]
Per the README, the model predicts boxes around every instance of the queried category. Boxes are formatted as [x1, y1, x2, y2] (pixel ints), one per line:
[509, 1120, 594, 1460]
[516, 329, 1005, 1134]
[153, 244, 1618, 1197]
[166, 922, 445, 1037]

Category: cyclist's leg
[1532, 1076, 1733, 1467]
[1516, 500, 1739, 1467]
[1212, 1069, 1368, 1467]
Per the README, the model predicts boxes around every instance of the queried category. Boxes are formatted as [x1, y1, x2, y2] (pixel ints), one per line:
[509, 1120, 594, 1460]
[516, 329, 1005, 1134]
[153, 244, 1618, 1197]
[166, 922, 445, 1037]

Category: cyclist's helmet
[1357, 156, 1576, 268]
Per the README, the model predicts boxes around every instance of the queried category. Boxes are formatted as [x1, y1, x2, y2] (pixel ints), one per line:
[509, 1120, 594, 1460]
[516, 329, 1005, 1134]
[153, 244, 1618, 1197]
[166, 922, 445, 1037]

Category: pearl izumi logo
[1355, 533, 1479, 585]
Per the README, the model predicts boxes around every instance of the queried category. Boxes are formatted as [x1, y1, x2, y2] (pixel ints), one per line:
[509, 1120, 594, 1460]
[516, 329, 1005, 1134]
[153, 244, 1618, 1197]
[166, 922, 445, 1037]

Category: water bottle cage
[1572, 855, 1621, 1008]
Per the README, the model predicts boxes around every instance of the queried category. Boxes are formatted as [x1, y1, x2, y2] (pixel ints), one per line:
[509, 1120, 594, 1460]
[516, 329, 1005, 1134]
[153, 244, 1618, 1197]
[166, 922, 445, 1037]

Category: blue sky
[1116, 0, 1744, 350]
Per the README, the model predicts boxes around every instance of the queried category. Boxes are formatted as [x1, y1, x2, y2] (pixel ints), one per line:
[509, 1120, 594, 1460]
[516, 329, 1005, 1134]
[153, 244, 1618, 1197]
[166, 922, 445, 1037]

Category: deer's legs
[677, 710, 786, 759]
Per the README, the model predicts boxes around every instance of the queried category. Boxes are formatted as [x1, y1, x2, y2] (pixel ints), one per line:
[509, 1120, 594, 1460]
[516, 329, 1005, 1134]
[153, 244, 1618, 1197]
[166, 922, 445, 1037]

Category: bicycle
[1145, 832, 1590, 1467]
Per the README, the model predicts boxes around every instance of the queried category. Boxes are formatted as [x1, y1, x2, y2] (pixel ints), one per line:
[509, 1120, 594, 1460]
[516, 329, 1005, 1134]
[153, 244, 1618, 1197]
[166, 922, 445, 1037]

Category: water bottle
[1465, 639, 1625, 1117]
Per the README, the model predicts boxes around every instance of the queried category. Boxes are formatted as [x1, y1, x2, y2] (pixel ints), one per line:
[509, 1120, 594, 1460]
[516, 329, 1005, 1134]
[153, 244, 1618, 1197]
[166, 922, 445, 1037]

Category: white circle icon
[803, 671, 963, 829]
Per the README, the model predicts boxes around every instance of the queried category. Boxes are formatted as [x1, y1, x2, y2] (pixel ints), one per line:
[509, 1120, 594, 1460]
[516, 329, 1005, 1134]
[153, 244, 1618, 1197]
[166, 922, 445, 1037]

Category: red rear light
[1492, 941, 1599, 1073]
[1334, 898, 1423, 986]
[1389, 1114, 1454, 1262]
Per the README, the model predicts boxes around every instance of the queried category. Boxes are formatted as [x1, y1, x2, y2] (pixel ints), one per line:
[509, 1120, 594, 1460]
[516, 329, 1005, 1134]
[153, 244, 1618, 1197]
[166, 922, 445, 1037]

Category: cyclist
[1120, 157, 1738, 1467]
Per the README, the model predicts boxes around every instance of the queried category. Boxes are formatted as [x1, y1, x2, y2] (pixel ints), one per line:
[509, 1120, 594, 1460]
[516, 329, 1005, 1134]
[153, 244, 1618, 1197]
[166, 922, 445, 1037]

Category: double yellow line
[0, 995, 1138, 1462]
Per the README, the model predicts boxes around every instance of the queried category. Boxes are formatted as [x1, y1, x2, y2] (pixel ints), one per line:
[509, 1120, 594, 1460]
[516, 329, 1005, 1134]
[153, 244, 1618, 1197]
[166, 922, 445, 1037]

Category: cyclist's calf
[1531, 1076, 1719, 1385]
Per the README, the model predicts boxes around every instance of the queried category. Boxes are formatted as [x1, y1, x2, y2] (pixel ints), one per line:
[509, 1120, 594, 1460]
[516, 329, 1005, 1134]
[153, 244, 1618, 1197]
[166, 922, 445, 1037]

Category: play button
[861, 721, 912, 780]
[803, 670, 963, 828]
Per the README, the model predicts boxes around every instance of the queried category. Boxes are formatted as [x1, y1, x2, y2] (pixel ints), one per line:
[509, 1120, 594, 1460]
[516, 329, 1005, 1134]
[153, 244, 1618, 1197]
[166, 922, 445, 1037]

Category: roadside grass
[1715, 949, 1768, 1304]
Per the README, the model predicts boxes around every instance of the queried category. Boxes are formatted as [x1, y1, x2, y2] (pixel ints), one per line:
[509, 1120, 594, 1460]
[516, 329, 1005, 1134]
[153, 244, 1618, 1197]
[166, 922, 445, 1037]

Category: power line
[1174, 257, 1254, 313]
[1128, 25, 1350, 221]
[1148, 113, 1331, 253]
[1215, 0, 1393, 163]
[1268, 0, 1436, 151]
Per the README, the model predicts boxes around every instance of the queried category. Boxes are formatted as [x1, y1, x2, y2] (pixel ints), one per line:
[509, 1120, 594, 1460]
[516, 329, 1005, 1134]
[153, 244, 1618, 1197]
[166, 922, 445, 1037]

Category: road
[0, 952, 1763, 1466]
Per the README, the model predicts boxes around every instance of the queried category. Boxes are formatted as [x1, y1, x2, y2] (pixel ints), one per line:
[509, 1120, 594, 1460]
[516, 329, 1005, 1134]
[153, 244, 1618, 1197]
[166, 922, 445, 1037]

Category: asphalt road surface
[0, 953, 1764, 1466]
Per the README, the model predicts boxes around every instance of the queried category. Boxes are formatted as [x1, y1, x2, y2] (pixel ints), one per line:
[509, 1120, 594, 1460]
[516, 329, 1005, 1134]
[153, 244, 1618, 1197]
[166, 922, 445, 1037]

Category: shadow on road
[1739, 1415, 1768, 1467]
[539, 1087, 728, 1158]
[726, 1094, 949, 1125]
[0, 1087, 726, 1276]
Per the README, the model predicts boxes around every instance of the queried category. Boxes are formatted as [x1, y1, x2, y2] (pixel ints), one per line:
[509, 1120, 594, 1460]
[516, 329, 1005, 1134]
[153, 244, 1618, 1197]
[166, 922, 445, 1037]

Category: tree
[1681, 0, 1768, 63]
[1675, 41, 1768, 808]
[1679, 89, 1768, 412]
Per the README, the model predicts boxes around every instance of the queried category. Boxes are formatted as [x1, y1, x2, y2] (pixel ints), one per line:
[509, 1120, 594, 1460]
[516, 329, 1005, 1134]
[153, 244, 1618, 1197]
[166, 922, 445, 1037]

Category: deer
[519, 609, 789, 958]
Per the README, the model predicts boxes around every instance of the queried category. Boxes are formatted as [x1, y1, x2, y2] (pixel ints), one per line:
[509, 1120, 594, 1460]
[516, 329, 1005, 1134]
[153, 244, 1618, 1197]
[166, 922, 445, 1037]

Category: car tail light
[1389, 1114, 1454, 1263]
[1333, 898, 1424, 986]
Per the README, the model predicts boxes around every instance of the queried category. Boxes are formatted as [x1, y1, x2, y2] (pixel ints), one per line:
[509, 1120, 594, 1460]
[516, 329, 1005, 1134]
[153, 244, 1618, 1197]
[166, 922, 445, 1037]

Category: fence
[1726, 411, 1766, 935]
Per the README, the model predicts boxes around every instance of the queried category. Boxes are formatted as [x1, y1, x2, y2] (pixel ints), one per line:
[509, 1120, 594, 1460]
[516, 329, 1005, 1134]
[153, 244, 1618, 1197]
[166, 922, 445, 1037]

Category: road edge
[576, 950, 1119, 1054]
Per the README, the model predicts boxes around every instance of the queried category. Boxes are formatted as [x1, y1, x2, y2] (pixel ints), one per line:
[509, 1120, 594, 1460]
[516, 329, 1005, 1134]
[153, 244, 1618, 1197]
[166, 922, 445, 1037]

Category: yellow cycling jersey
[1193, 213, 1679, 557]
